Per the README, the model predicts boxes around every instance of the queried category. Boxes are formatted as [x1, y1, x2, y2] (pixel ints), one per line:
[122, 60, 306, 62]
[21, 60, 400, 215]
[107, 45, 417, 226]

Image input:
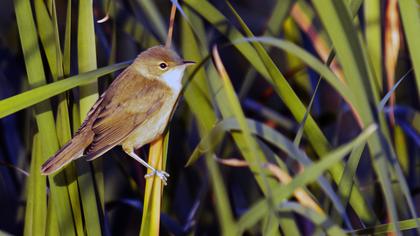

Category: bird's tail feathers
[41, 134, 91, 175]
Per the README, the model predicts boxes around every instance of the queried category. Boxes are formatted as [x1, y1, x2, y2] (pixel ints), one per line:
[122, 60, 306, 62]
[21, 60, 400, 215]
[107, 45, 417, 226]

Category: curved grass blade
[215, 1, 372, 223]
[294, 78, 321, 146]
[186, 117, 353, 229]
[312, 1, 419, 233]
[186, 48, 376, 224]
[223, 10, 375, 223]
[278, 202, 347, 236]
[237, 124, 377, 232]
[331, 143, 366, 225]
[181, 7, 216, 133]
[243, 99, 295, 132]
[180, 8, 239, 234]
[225, 1, 330, 156]
[351, 217, 420, 235]
[283, 17, 312, 95]
[233, 37, 355, 110]
[0, 61, 129, 119]
[378, 69, 413, 112]
[212, 46, 272, 195]
[238, 0, 293, 99]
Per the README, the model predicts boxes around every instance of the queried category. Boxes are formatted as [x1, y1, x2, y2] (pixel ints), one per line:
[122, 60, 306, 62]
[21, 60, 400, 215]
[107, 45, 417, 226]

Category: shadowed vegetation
[0, 0, 419, 235]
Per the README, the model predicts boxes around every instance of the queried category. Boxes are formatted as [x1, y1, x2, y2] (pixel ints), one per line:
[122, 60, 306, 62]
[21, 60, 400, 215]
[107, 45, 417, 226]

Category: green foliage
[0, 0, 419, 235]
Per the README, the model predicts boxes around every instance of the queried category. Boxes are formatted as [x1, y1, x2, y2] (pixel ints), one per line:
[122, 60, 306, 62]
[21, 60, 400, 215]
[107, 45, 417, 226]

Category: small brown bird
[41, 46, 194, 184]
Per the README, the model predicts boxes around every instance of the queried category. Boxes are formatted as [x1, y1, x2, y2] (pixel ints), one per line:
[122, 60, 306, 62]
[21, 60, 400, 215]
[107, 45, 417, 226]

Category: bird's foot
[144, 170, 170, 185]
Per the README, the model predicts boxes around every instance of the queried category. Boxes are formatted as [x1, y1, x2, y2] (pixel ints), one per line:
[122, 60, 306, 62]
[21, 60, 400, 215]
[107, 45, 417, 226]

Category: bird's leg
[124, 148, 170, 185]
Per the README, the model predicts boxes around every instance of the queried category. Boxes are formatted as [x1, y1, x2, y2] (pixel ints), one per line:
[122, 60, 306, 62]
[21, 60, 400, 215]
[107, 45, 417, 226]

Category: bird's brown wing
[83, 70, 172, 159]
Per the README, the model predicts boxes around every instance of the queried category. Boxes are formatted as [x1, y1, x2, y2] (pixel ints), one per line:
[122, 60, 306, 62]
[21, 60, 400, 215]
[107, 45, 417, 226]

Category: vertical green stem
[77, 0, 103, 235]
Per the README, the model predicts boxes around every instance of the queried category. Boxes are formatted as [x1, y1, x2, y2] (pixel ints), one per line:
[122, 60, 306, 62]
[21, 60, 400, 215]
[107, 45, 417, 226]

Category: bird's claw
[144, 170, 170, 185]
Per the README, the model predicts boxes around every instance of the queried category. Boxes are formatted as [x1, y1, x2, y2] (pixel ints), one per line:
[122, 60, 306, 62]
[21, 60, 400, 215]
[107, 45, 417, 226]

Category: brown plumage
[41, 46, 194, 184]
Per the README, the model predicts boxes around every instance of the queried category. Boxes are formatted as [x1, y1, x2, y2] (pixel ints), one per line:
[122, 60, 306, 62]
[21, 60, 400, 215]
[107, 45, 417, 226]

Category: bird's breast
[122, 91, 180, 150]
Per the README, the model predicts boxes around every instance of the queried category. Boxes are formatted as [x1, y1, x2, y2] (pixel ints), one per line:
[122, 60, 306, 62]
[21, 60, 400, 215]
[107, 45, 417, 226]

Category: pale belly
[122, 94, 179, 150]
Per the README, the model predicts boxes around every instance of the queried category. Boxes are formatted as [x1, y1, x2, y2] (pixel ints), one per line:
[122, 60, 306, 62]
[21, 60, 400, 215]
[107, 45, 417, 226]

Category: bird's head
[132, 46, 195, 81]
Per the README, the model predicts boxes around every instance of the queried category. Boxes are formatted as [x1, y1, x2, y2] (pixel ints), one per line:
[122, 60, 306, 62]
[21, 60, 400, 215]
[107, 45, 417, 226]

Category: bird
[41, 45, 195, 185]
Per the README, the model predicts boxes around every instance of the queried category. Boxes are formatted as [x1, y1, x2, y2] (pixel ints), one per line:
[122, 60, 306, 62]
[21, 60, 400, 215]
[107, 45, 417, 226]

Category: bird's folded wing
[84, 74, 171, 157]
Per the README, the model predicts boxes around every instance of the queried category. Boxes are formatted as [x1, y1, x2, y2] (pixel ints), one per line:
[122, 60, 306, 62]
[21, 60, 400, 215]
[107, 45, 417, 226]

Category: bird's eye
[159, 62, 168, 70]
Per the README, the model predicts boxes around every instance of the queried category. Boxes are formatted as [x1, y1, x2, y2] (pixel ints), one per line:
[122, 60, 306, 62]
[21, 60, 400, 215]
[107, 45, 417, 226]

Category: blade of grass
[365, 0, 382, 90]
[31, 136, 49, 235]
[225, 1, 330, 156]
[34, 1, 85, 234]
[394, 126, 409, 175]
[237, 0, 293, 100]
[120, 13, 160, 48]
[60, 1, 85, 234]
[243, 99, 295, 131]
[14, 0, 76, 234]
[378, 69, 412, 112]
[24, 133, 46, 236]
[181, 7, 216, 133]
[206, 155, 237, 235]
[384, 0, 401, 125]
[291, 1, 344, 81]
[224, 3, 361, 226]
[136, 0, 167, 41]
[77, 0, 103, 234]
[218, 8, 371, 223]
[294, 78, 321, 146]
[187, 116, 354, 228]
[217, 157, 323, 214]
[278, 202, 347, 236]
[45, 197, 60, 236]
[181, 9, 249, 232]
[258, 141, 301, 236]
[233, 37, 355, 108]
[283, 17, 312, 94]
[33, 0, 61, 81]
[237, 124, 377, 232]
[398, 0, 420, 97]
[24, 139, 35, 236]
[290, 1, 366, 128]
[311, 0, 420, 234]
[140, 136, 166, 236]
[210, 46, 285, 231]
[212, 46, 274, 193]
[266, 0, 293, 36]
[351, 217, 420, 235]
[0, 61, 129, 119]
[330, 142, 366, 225]
[78, 0, 100, 119]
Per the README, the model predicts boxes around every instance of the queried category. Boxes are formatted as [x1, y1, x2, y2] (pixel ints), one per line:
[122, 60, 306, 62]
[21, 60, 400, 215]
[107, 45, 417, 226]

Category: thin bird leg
[126, 151, 170, 185]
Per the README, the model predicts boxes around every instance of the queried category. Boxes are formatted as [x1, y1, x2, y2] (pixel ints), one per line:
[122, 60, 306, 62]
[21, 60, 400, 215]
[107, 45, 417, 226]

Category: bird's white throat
[160, 65, 187, 92]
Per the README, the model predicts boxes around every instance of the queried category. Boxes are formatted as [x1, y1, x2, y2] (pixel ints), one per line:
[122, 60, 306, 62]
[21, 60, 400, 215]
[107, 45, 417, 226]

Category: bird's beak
[182, 60, 196, 66]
